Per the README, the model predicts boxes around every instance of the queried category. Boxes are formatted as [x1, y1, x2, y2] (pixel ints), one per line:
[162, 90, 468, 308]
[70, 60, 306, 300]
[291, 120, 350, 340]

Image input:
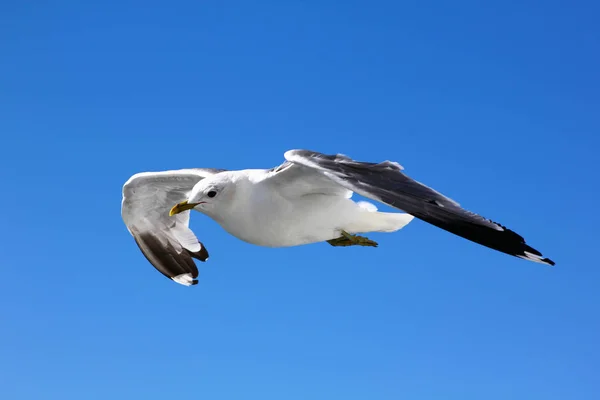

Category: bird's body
[203, 170, 413, 247]
[121, 149, 554, 286]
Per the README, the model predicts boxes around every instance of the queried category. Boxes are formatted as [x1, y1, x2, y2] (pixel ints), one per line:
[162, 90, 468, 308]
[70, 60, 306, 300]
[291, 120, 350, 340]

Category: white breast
[214, 181, 351, 247]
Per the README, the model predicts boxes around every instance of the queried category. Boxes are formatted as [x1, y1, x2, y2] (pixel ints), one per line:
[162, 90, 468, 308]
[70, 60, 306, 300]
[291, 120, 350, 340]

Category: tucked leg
[327, 230, 378, 247]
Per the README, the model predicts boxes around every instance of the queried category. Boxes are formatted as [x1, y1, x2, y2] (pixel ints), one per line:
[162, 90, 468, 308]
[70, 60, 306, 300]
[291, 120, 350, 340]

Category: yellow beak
[169, 200, 200, 216]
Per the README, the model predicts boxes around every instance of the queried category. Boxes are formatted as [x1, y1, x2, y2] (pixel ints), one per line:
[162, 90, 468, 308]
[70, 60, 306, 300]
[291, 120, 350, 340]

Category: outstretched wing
[121, 168, 226, 286]
[279, 149, 554, 266]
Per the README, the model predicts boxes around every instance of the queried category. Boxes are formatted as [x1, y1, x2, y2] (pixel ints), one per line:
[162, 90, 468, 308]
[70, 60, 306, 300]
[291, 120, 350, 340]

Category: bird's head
[169, 174, 235, 218]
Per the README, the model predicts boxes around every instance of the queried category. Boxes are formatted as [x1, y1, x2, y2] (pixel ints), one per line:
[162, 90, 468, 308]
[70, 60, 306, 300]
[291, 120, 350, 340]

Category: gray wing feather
[284, 149, 554, 266]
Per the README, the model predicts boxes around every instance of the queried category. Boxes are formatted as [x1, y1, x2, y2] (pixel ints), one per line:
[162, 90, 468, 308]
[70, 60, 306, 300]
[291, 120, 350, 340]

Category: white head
[169, 174, 236, 219]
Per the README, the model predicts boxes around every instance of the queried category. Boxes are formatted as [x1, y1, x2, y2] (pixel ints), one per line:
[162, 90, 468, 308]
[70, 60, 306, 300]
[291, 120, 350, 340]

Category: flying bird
[121, 149, 554, 286]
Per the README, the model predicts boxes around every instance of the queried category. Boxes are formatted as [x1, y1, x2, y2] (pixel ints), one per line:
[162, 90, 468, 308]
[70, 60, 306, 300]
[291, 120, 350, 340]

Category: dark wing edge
[132, 230, 209, 286]
[121, 168, 226, 286]
[285, 149, 555, 266]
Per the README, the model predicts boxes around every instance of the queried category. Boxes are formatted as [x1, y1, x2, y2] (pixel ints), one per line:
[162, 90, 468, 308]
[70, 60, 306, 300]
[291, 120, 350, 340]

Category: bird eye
[207, 190, 217, 198]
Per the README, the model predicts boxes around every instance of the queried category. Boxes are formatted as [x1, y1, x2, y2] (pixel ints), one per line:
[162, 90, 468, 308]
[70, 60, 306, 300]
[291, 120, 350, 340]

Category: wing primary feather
[133, 232, 200, 284]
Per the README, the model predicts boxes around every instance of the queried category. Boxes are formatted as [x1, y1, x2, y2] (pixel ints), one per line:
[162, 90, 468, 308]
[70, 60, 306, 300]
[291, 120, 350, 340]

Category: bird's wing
[262, 160, 353, 199]
[121, 168, 226, 286]
[265, 149, 554, 266]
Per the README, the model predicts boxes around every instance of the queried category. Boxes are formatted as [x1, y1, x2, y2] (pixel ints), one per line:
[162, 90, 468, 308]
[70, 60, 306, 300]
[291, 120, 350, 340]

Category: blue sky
[1, 0, 599, 399]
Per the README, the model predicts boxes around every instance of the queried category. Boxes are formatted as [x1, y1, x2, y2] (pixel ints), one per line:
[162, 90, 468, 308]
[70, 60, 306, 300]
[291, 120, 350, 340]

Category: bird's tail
[345, 207, 415, 234]
[371, 212, 415, 232]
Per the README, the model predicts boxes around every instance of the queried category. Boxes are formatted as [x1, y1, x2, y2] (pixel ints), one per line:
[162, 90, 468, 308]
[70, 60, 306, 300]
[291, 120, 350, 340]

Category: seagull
[121, 149, 554, 286]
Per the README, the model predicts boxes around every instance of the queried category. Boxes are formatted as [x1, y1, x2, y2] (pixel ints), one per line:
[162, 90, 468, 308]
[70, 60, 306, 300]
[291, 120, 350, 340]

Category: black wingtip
[517, 245, 556, 266]
[132, 232, 200, 285]
[189, 243, 210, 262]
[539, 256, 555, 266]
[531, 256, 555, 266]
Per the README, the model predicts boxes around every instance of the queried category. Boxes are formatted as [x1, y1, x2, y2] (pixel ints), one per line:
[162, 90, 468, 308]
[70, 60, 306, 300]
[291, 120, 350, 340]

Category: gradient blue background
[1, 1, 598, 399]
